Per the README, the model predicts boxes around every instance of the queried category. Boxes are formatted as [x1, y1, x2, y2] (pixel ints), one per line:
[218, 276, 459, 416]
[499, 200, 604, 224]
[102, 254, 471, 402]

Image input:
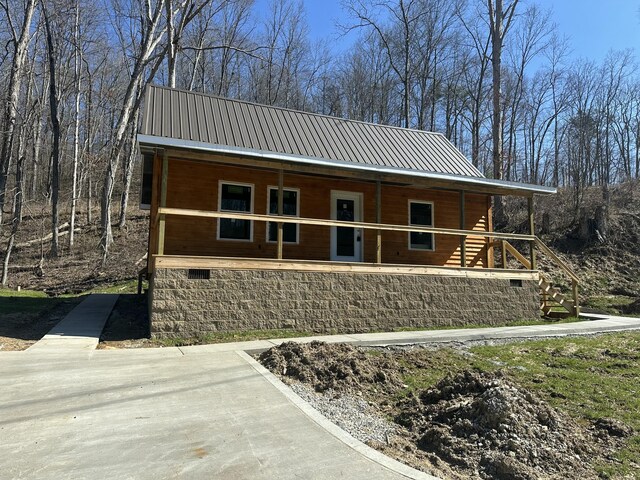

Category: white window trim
[408, 199, 435, 252]
[217, 180, 255, 242]
[266, 186, 300, 245]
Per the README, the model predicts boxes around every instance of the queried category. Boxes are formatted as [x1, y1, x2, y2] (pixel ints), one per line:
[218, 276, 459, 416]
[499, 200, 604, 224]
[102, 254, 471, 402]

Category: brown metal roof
[140, 85, 484, 178]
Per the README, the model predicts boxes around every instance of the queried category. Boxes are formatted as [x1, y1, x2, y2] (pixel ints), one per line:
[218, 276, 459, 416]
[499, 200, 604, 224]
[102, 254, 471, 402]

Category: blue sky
[295, 0, 640, 63]
[536, 0, 640, 61]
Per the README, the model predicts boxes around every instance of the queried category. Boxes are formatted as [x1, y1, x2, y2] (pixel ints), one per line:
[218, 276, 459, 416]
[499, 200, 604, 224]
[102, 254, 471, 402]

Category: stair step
[544, 310, 573, 319]
[539, 273, 574, 315]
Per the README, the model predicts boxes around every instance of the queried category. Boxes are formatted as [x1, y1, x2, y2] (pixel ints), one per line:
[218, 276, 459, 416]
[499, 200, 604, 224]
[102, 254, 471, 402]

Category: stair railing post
[528, 196, 537, 271]
[157, 151, 168, 256]
[277, 168, 284, 260]
[501, 240, 507, 268]
[376, 180, 382, 264]
[572, 279, 580, 317]
[459, 190, 466, 267]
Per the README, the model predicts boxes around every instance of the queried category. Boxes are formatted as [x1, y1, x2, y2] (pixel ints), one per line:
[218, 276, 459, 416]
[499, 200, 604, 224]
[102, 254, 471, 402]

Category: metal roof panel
[140, 85, 488, 179]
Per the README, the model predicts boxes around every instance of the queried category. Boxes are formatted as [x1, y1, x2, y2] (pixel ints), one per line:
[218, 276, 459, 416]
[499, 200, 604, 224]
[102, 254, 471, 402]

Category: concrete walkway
[2, 312, 639, 479]
[178, 313, 640, 354]
[27, 294, 119, 353]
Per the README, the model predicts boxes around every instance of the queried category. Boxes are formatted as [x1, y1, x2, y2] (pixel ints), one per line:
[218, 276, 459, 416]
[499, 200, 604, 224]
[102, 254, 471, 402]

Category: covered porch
[142, 149, 579, 337]
[137, 85, 577, 337]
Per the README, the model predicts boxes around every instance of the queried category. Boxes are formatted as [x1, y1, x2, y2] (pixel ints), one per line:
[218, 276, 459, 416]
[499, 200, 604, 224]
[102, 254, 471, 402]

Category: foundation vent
[188, 269, 210, 280]
[509, 279, 523, 288]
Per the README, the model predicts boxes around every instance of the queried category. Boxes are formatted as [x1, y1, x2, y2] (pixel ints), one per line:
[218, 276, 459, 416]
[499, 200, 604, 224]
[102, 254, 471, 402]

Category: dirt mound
[395, 370, 598, 479]
[258, 341, 403, 394]
[593, 417, 634, 438]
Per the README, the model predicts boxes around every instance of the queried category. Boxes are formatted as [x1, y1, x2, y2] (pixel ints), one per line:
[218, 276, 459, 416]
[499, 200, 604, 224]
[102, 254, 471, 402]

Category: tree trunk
[595, 205, 608, 241]
[1, 116, 27, 284]
[490, 0, 504, 182]
[87, 170, 92, 224]
[0, 0, 37, 231]
[100, 0, 166, 255]
[69, 1, 81, 250]
[488, 0, 518, 227]
[118, 106, 141, 228]
[43, 5, 61, 258]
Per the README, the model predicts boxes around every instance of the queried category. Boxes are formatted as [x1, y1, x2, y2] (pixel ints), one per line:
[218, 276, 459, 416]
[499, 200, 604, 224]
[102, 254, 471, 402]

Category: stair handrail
[534, 237, 579, 283]
[534, 236, 580, 316]
[502, 240, 531, 270]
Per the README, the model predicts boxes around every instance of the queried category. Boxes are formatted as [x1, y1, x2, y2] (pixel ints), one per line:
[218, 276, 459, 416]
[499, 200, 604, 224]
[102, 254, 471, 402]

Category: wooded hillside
[0, 0, 638, 287]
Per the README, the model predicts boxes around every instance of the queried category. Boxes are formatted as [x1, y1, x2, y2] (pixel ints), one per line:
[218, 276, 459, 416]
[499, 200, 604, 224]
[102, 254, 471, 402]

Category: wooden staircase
[538, 274, 576, 317]
[494, 238, 580, 318]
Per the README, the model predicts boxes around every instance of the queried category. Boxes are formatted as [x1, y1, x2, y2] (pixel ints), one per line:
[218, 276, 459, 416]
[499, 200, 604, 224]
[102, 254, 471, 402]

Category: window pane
[268, 222, 297, 242]
[221, 184, 251, 212]
[140, 153, 154, 206]
[269, 189, 298, 215]
[409, 202, 433, 250]
[410, 202, 432, 226]
[410, 231, 433, 250]
[219, 183, 252, 240]
[220, 218, 251, 240]
[268, 188, 298, 243]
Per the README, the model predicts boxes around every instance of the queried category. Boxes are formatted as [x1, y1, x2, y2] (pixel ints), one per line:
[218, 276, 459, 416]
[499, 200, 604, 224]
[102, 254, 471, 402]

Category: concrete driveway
[3, 293, 639, 480]
[0, 347, 422, 480]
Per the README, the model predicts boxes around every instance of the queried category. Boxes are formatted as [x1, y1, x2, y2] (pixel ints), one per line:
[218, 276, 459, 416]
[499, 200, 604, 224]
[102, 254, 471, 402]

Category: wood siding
[150, 157, 491, 268]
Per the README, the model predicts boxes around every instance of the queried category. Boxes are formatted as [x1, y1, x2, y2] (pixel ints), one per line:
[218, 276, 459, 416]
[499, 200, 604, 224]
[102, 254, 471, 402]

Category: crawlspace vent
[188, 269, 211, 280]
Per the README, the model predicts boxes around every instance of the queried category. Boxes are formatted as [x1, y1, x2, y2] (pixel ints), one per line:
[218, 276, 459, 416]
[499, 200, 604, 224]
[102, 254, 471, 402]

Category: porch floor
[153, 255, 538, 280]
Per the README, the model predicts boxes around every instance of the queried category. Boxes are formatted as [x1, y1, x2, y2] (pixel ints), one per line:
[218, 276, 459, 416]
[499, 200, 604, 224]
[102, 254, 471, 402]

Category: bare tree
[69, 0, 82, 249]
[343, 0, 428, 128]
[42, 0, 63, 257]
[100, 0, 167, 255]
[486, 0, 519, 225]
[458, 3, 491, 168]
[0, 0, 37, 230]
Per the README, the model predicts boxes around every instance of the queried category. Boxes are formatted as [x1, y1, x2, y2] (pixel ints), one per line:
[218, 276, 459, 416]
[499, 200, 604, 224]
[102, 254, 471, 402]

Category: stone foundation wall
[149, 268, 540, 338]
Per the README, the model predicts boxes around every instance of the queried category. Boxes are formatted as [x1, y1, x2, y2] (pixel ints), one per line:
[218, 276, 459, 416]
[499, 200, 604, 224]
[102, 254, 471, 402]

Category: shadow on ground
[100, 293, 150, 342]
[0, 296, 84, 348]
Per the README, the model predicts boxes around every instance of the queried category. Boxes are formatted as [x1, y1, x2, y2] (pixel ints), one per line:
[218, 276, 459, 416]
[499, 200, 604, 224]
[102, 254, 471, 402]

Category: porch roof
[138, 85, 555, 196]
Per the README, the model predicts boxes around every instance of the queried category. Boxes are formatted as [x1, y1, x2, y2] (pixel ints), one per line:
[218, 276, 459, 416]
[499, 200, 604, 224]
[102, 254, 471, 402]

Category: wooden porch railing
[153, 206, 579, 316]
[155, 206, 535, 242]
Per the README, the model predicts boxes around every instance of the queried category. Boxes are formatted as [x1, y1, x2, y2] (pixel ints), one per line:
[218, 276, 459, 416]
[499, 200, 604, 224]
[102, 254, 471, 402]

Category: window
[408, 200, 434, 251]
[218, 182, 253, 241]
[267, 187, 299, 243]
[139, 152, 154, 210]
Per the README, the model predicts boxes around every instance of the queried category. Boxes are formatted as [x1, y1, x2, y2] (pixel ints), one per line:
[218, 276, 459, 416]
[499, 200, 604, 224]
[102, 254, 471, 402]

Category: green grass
[0, 288, 48, 298]
[151, 318, 583, 347]
[0, 288, 69, 315]
[583, 295, 636, 315]
[374, 316, 582, 333]
[60, 279, 145, 296]
[393, 332, 640, 478]
[152, 328, 320, 347]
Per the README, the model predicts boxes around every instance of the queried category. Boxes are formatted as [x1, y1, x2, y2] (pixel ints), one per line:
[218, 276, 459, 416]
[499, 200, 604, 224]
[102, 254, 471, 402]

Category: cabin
[137, 85, 579, 338]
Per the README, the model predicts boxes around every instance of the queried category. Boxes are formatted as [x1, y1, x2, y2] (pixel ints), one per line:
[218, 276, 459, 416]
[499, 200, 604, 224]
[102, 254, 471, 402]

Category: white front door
[330, 191, 363, 262]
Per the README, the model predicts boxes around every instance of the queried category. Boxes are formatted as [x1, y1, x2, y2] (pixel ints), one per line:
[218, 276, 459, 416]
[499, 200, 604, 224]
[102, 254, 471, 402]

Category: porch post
[157, 151, 168, 256]
[376, 180, 382, 264]
[459, 190, 466, 267]
[528, 196, 537, 270]
[277, 169, 284, 260]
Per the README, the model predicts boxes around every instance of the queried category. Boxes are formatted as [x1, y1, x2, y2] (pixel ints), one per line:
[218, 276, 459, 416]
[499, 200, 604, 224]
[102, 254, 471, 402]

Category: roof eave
[137, 134, 557, 196]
